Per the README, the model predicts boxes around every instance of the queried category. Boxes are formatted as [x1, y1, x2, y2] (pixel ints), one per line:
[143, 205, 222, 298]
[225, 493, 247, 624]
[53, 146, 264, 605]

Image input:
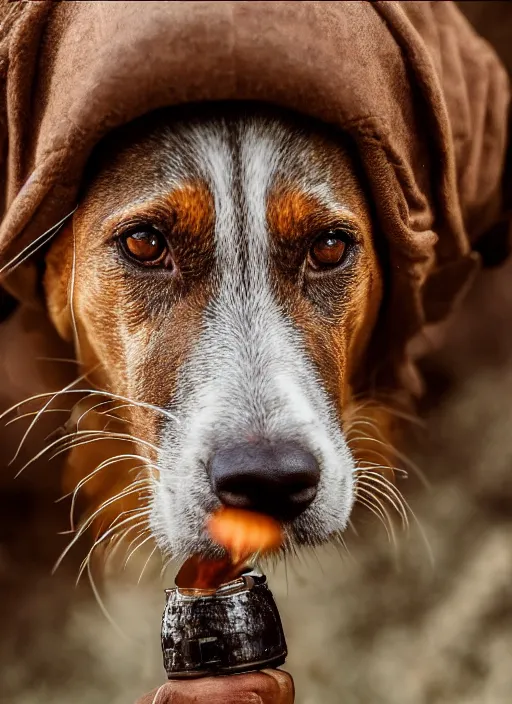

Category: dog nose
[209, 441, 320, 521]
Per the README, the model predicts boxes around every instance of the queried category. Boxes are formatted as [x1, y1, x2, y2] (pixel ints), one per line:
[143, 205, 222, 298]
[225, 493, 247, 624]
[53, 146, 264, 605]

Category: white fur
[150, 116, 355, 558]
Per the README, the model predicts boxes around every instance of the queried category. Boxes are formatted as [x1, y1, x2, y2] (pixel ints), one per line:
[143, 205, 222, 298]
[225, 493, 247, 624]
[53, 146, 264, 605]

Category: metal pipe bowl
[161, 569, 287, 678]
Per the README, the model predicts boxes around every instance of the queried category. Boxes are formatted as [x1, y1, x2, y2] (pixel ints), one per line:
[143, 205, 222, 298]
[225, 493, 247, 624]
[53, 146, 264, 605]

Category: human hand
[134, 669, 294, 703]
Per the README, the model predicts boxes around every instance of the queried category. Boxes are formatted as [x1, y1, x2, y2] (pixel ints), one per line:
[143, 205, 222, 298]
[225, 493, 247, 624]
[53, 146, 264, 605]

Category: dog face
[44, 105, 383, 559]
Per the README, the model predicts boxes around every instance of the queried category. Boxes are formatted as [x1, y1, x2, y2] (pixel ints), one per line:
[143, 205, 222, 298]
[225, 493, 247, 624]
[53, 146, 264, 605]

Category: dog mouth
[151, 460, 355, 563]
[175, 507, 284, 590]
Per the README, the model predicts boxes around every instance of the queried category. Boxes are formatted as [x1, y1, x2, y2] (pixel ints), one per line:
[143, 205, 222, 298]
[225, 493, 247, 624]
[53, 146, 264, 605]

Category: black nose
[209, 441, 320, 521]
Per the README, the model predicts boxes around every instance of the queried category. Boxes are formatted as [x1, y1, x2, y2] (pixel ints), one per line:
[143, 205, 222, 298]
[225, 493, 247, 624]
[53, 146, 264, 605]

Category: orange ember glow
[208, 507, 283, 560]
[176, 509, 284, 590]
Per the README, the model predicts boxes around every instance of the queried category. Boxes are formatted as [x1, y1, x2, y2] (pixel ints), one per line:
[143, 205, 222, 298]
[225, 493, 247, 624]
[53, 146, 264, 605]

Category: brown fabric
[0, 1, 509, 391]
[134, 670, 294, 704]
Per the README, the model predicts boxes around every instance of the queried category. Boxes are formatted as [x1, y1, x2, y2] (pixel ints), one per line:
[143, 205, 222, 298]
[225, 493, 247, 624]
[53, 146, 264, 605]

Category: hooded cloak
[0, 1, 509, 392]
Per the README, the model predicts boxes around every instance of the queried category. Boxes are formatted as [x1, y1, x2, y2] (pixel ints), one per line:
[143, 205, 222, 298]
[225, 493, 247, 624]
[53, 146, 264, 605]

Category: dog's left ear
[43, 222, 74, 341]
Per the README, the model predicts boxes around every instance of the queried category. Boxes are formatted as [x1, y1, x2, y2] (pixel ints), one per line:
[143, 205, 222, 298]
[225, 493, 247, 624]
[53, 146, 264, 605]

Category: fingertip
[261, 669, 295, 702]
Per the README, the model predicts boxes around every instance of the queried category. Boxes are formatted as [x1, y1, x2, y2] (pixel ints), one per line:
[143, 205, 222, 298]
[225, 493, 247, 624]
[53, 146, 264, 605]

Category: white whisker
[104, 517, 153, 571]
[69, 221, 82, 363]
[0, 207, 76, 276]
[124, 533, 153, 570]
[9, 368, 98, 466]
[53, 508, 151, 574]
[77, 511, 151, 583]
[14, 429, 142, 478]
[5, 408, 70, 426]
[138, 544, 158, 584]
[86, 559, 132, 642]
[356, 477, 408, 528]
[35, 356, 80, 365]
[67, 457, 155, 530]
[16, 427, 159, 479]
[0, 388, 178, 424]
[356, 490, 395, 545]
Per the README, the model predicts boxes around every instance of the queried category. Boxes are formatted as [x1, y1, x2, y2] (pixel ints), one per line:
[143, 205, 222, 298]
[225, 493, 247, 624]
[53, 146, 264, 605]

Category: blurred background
[1, 3, 512, 703]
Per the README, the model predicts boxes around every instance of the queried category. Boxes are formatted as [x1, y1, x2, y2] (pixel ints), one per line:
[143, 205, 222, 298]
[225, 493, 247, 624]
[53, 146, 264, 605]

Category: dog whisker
[347, 518, 359, 538]
[103, 517, 153, 572]
[348, 394, 424, 427]
[372, 478, 434, 567]
[355, 490, 396, 546]
[123, 532, 153, 571]
[356, 468, 409, 507]
[5, 407, 70, 427]
[346, 417, 391, 440]
[14, 429, 156, 479]
[86, 560, 132, 642]
[79, 482, 153, 535]
[67, 457, 156, 531]
[76, 510, 151, 584]
[159, 553, 174, 583]
[48, 432, 158, 463]
[57, 428, 152, 448]
[64, 483, 152, 546]
[356, 477, 409, 529]
[354, 461, 408, 477]
[356, 468, 434, 566]
[355, 485, 393, 529]
[355, 480, 396, 531]
[9, 367, 100, 466]
[74, 398, 120, 430]
[0, 207, 77, 276]
[347, 436, 397, 470]
[0, 388, 178, 424]
[52, 427, 159, 458]
[66, 454, 156, 502]
[69, 224, 83, 363]
[332, 533, 356, 565]
[357, 469, 409, 500]
[97, 403, 133, 424]
[348, 431, 429, 488]
[121, 526, 152, 567]
[54, 507, 151, 574]
[138, 544, 159, 584]
[35, 356, 81, 365]
[13, 429, 101, 478]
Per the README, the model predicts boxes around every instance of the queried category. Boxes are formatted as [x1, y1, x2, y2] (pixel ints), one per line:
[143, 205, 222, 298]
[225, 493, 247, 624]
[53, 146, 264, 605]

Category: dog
[41, 102, 403, 564]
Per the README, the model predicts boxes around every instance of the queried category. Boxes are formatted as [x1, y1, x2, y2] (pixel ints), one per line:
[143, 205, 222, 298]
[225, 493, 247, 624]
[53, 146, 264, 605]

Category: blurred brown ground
[1, 3, 512, 703]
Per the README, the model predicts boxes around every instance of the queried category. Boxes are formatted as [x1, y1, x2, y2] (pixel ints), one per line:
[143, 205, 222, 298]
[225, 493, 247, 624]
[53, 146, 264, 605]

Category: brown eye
[121, 230, 167, 265]
[309, 232, 349, 269]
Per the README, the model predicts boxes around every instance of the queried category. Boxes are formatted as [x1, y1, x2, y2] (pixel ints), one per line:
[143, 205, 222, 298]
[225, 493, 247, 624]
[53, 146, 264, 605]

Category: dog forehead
[78, 108, 369, 248]
[89, 110, 350, 186]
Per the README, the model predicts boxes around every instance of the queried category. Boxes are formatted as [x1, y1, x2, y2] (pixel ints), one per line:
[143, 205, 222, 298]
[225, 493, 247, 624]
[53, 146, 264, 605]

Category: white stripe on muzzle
[153, 118, 355, 555]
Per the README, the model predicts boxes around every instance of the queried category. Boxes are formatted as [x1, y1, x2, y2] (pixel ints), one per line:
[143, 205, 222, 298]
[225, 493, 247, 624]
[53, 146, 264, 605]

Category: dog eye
[120, 229, 168, 265]
[308, 231, 349, 270]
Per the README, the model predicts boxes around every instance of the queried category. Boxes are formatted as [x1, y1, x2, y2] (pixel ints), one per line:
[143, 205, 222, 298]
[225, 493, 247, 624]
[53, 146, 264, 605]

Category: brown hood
[0, 1, 509, 392]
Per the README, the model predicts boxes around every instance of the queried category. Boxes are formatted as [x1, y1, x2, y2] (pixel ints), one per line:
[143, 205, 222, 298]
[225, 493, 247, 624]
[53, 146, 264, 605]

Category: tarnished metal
[161, 569, 287, 678]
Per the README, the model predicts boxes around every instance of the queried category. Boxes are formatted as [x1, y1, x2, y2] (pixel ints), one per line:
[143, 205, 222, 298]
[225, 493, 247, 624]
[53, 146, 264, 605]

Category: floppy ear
[43, 222, 74, 342]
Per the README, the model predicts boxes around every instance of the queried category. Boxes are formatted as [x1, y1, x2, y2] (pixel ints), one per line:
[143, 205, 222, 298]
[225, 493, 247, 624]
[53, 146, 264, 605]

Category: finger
[134, 669, 295, 704]
[260, 669, 295, 703]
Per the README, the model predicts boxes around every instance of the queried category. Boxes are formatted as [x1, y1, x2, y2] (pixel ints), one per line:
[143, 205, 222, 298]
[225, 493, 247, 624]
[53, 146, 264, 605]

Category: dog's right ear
[43, 222, 74, 342]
